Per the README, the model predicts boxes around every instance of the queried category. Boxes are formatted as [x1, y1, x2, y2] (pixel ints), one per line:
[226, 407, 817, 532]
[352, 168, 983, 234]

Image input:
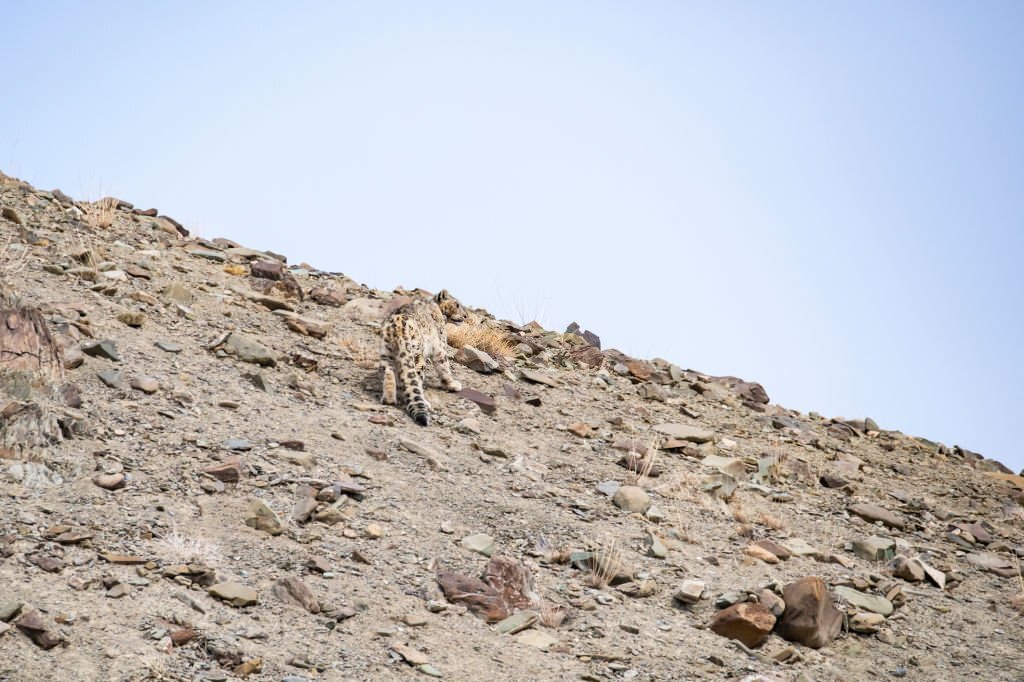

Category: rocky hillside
[1, 169, 1023, 682]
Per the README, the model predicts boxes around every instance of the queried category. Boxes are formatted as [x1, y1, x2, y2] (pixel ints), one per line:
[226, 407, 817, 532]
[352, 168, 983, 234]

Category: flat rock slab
[653, 423, 715, 443]
[848, 503, 906, 530]
[701, 455, 746, 477]
[517, 629, 558, 650]
[496, 610, 538, 634]
[208, 582, 259, 607]
[834, 586, 893, 616]
[519, 368, 559, 387]
[965, 552, 1020, 578]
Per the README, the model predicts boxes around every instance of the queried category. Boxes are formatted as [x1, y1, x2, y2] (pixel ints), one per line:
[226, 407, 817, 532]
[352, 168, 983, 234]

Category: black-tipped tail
[412, 411, 430, 427]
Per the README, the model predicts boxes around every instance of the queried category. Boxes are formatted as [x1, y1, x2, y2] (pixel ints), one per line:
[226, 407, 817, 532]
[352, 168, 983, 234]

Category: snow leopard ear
[434, 289, 451, 304]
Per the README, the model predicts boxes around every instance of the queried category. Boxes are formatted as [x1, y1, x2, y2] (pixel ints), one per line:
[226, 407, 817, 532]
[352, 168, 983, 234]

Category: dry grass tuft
[757, 512, 787, 531]
[587, 539, 620, 590]
[766, 435, 791, 484]
[729, 500, 751, 524]
[85, 197, 119, 230]
[0, 231, 30, 276]
[446, 322, 515, 360]
[152, 529, 222, 567]
[654, 468, 702, 502]
[735, 523, 756, 538]
[539, 601, 567, 628]
[338, 337, 378, 369]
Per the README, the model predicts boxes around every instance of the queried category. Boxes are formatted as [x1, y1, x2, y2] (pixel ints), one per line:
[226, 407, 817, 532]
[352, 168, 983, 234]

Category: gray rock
[97, 370, 122, 388]
[652, 423, 715, 443]
[224, 333, 277, 366]
[612, 485, 651, 514]
[131, 375, 159, 394]
[162, 282, 193, 304]
[82, 340, 120, 362]
[208, 582, 258, 607]
[673, 580, 705, 605]
[496, 610, 538, 634]
[189, 249, 226, 262]
[244, 500, 284, 536]
[852, 536, 896, 562]
[848, 503, 905, 530]
[271, 576, 320, 613]
[455, 346, 499, 373]
[0, 601, 23, 622]
[643, 532, 667, 558]
[834, 586, 893, 616]
[460, 533, 495, 557]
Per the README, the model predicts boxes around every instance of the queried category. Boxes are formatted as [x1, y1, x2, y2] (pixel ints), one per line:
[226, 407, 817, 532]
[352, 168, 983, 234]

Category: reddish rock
[202, 457, 245, 483]
[169, 627, 195, 646]
[270, 576, 320, 614]
[457, 387, 497, 415]
[777, 577, 843, 649]
[848, 503, 906, 529]
[436, 570, 509, 622]
[954, 522, 993, 545]
[250, 260, 284, 280]
[483, 555, 538, 612]
[309, 285, 346, 307]
[15, 611, 63, 650]
[624, 359, 655, 381]
[708, 602, 776, 648]
[752, 539, 792, 560]
[733, 380, 769, 404]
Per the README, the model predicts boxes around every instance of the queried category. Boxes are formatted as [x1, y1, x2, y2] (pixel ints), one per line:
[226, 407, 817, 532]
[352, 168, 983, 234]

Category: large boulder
[777, 577, 843, 649]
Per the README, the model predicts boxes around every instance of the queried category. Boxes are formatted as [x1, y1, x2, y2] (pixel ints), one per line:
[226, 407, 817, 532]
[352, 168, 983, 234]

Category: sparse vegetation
[152, 529, 222, 567]
[538, 601, 567, 628]
[446, 321, 515, 359]
[85, 196, 119, 230]
[338, 337, 378, 368]
[587, 539, 620, 589]
[757, 512, 787, 531]
[0, 230, 30, 276]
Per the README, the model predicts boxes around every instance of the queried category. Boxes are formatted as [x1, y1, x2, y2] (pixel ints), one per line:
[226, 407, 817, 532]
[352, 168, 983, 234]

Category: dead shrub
[757, 513, 787, 531]
[338, 337, 377, 369]
[446, 322, 515, 360]
[539, 601, 567, 629]
[85, 197, 119, 230]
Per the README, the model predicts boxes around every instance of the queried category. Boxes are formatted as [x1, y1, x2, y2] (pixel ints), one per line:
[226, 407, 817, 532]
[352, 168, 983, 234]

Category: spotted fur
[379, 290, 463, 426]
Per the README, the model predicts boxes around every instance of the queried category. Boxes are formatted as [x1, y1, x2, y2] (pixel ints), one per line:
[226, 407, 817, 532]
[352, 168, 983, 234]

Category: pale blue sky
[3, 2, 1022, 471]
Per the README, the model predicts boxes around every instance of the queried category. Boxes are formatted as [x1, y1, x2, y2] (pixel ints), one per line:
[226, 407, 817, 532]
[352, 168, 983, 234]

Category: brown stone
[309, 284, 347, 307]
[270, 576, 320, 613]
[456, 387, 497, 415]
[202, 457, 244, 483]
[848, 503, 905, 529]
[752, 539, 792, 560]
[436, 570, 509, 622]
[777, 577, 843, 649]
[15, 611, 63, 649]
[708, 602, 776, 648]
[169, 627, 195, 646]
[567, 421, 592, 438]
[483, 555, 537, 612]
[250, 260, 284, 280]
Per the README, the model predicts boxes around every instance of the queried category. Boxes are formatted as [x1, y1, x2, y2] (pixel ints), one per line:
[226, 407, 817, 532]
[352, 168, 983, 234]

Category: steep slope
[1, 170, 1023, 682]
